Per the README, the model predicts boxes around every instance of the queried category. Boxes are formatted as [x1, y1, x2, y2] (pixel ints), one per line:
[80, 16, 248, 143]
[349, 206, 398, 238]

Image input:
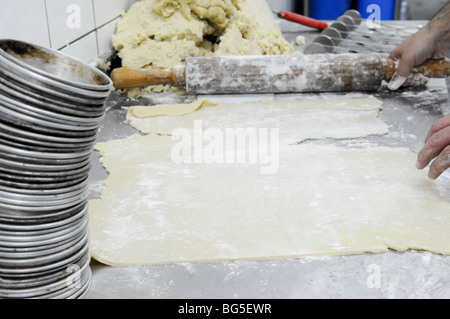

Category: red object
[277, 11, 328, 30]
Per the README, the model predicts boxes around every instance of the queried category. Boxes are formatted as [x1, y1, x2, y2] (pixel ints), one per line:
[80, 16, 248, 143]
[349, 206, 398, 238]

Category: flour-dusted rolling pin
[111, 54, 450, 95]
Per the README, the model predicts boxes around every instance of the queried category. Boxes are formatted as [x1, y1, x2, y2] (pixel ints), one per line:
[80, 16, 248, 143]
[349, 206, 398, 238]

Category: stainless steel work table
[85, 20, 450, 299]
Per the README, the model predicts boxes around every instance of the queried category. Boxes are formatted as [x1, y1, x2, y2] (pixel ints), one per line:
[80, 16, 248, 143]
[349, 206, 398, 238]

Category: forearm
[426, 3, 450, 43]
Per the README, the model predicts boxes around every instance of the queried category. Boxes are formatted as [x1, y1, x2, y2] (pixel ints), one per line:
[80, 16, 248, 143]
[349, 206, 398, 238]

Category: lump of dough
[112, 0, 293, 97]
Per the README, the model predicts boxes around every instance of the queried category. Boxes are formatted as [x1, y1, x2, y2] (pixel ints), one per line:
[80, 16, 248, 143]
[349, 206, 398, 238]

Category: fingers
[388, 53, 417, 91]
[424, 115, 450, 144]
[403, 73, 429, 87]
[427, 146, 450, 180]
[417, 117, 450, 179]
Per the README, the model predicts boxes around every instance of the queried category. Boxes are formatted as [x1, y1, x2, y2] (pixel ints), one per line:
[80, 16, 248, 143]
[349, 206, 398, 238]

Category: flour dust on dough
[89, 97, 450, 266]
[113, 0, 294, 97]
[126, 98, 390, 144]
[89, 134, 450, 266]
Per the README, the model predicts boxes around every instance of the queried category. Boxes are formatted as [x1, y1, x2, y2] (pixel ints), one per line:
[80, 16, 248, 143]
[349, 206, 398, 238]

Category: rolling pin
[111, 54, 450, 95]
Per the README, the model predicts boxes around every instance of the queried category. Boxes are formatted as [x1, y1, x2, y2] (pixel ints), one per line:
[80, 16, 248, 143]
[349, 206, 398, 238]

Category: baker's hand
[388, 27, 445, 90]
[388, 3, 450, 91]
[417, 114, 450, 180]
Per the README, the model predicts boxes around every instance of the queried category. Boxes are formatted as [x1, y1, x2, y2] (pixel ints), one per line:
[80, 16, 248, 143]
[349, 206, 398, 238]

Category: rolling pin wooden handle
[383, 58, 450, 80]
[111, 67, 185, 89]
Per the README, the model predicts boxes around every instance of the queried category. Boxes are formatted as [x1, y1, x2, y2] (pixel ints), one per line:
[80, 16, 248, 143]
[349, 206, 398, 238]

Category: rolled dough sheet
[126, 98, 390, 144]
[90, 97, 450, 266]
[128, 99, 218, 118]
[89, 135, 450, 266]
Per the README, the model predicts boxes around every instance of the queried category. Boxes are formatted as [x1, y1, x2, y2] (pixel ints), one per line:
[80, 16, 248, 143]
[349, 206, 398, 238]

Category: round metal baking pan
[0, 52, 110, 99]
[34, 260, 91, 299]
[0, 206, 86, 232]
[0, 177, 87, 195]
[0, 141, 92, 159]
[66, 268, 92, 299]
[0, 62, 109, 106]
[0, 74, 106, 118]
[0, 187, 87, 210]
[0, 189, 87, 208]
[0, 186, 85, 202]
[0, 39, 112, 92]
[0, 231, 88, 268]
[0, 200, 87, 226]
[0, 109, 99, 138]
[0, 189, 87, 213]
[0, 120, 97, 146]
[0, 177, 88, 196]
[0, 228, 85, 255]
[0, 162, 90, 180]
[0, 169, 89, 186]
[0, 241, 88, 277]
[0, 148, 91, 167]
[0, 135, 94, 154]
[0, 214, 88, 248]
[0, 250, 90, 295]
[0, 128, 94, 152]
[0, 247, 89, 291]
[0, 156, 91, 176]
[0, 87, 104, 126]
[0, 246, 90, 298]
[0, 102, 101, 132]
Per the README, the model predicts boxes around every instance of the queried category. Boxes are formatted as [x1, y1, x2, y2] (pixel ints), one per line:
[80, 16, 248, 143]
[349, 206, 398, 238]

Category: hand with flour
[416, 114, 450, 180]
[388, 3, 450, 179]
[388, 3, 450, 91]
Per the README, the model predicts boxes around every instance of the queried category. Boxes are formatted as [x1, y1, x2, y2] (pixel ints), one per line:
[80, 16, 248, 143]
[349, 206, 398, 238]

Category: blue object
[309, 0, 353, 20]
[358, 0, 398, 20]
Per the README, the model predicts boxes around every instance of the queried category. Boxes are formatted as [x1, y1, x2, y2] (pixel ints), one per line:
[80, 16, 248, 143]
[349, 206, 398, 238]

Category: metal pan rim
[0, 177, 88, 196]
[0, 206, 86, 232]
[0, 74, 107, 117]
[0, 199, 87, 224]
[0, 129, 94, 150]
[0, 250, 89, 283]
[0, 248, 90, 290]
[0, 112, 99, 138]
[0, 136, 94, 154]
[0, 120, 97, 144]
[0, 216, 88, 248]
[0, 192, 88, 214]
[0, 185, 86, 204]
[0, 234, 88, 270]
[0, 241, 88, 276]
[0, 102, 101, 132]
[0, 53, 111, 99]
[0, 39, 112, 91]
[0, 246, 90, 298]
[0, 63, 109, 105]
[0, 86, 105, 125]
[0, 156, 91, 174]
[0, 189, 88, 209]
[0, 232, 88, 268]
[0, 140, 92, 159]
[0, 229, 86, 254]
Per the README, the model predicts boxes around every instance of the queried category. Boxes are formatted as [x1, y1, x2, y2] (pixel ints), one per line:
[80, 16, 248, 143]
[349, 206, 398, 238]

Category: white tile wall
[0, 0, 50, 47]
[0, 0, 138, 63]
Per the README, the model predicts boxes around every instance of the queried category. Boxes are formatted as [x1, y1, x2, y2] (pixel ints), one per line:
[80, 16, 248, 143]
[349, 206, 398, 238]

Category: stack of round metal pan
[0, 39, 112, 299]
